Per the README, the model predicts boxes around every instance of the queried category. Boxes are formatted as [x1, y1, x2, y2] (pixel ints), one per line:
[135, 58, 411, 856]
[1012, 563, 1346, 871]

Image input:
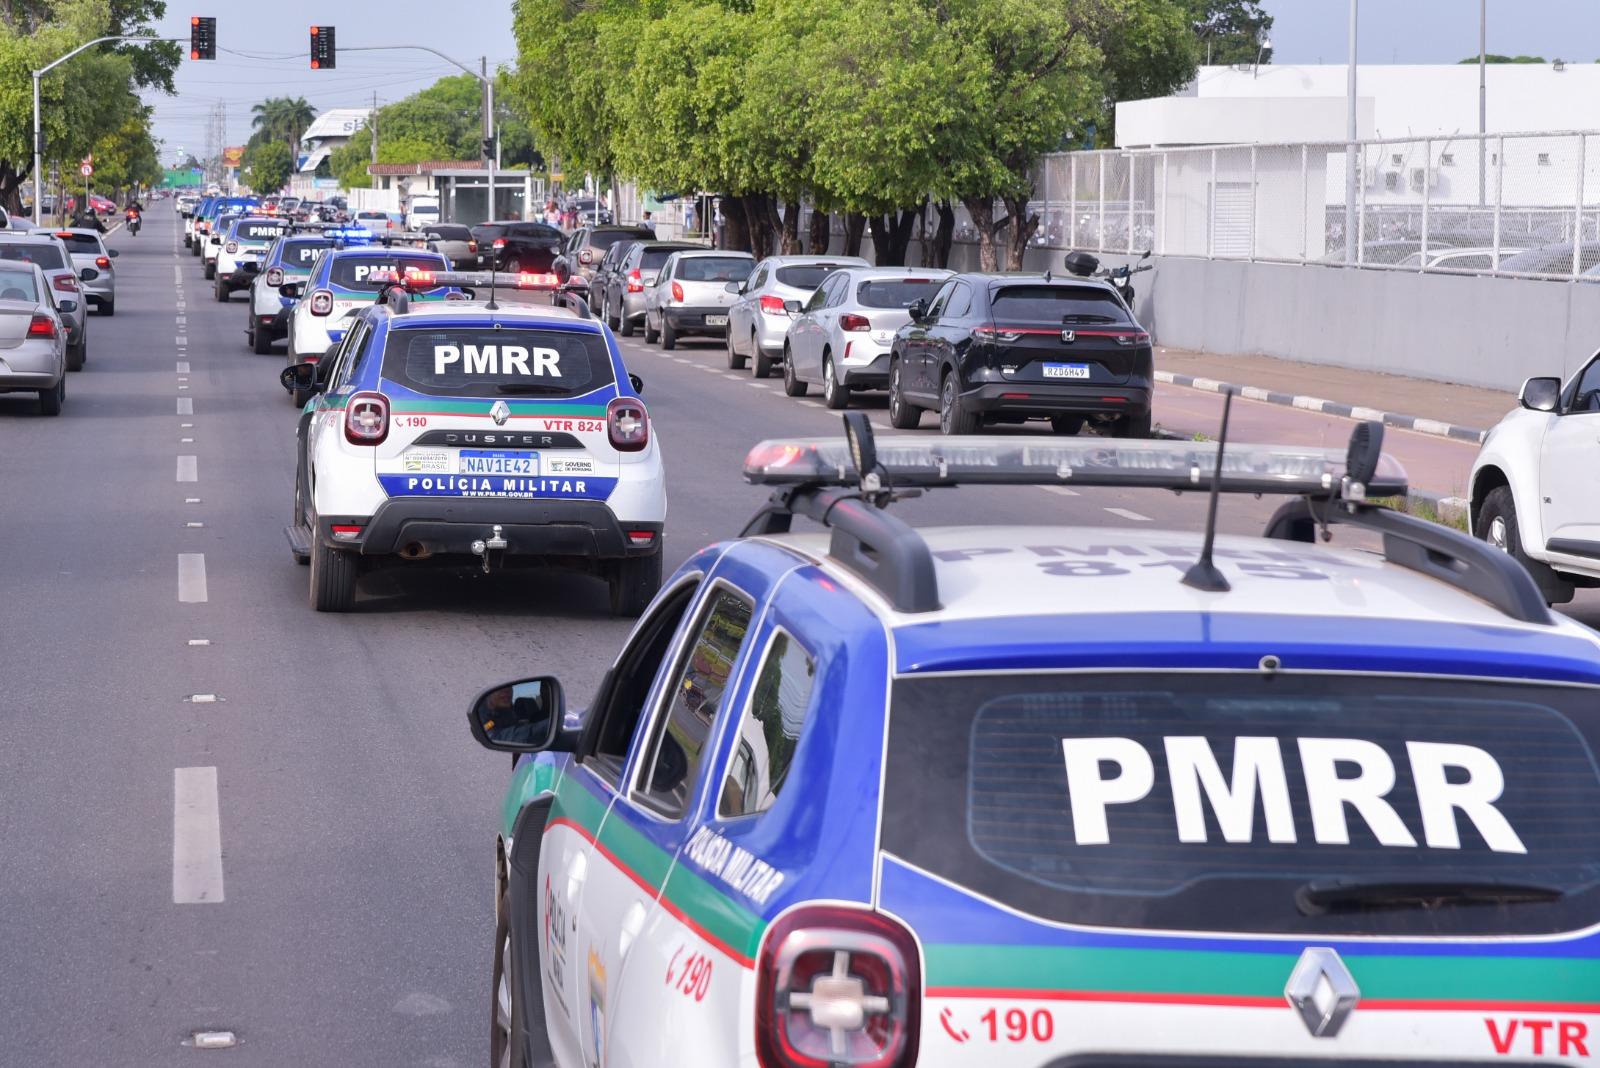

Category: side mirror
[629, 372, 644, 393]
[782, 299, 803, 315]
[278, 282, 303, 298]
[58, 300, 77, 313]
[907, 298, 928, 322]
[78, 267, 96, 282]
[1140, 249, 1152, 261]
[724, 281, 741, 294]
[553, 260, 572, 284]
[280, 363, 318, 394]
[1520, 376, 1562, 413]
[108, 249, 120, 258]
[468, 676, 564, 752]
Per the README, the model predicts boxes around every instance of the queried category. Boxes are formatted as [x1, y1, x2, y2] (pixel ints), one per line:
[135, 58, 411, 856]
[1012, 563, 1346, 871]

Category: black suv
[468, 220, 565, 274]
[887, 273, 1153, 437]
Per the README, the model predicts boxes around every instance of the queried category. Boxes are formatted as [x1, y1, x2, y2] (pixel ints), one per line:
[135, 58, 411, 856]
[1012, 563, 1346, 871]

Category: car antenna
[1182, 387, 1235, 593]
[485, 267, 499, 311]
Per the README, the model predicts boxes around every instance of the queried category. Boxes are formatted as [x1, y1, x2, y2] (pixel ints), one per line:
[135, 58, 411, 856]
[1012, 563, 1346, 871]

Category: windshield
[0, 243, 66, 270]
[882, 671, 1600, 936]
[0, 269, 39, 301]
[383, 327, 614, 398]
[676, 256, 752, 283]
[990, 285, 1130, 323]
[857, 278, 942, 308]
[329, 254, 443, 291]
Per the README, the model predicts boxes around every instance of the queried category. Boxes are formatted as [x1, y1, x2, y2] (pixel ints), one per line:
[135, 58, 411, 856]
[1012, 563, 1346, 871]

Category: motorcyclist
[124, 200, 143, 235]
[72, 204, 107, 233]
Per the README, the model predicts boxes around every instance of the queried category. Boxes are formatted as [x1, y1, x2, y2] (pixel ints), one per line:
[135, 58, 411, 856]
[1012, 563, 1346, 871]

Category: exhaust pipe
[399, 542, 433, 560]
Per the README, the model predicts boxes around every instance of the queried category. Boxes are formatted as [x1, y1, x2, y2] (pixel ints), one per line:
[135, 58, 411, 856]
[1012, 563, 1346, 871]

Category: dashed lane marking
[1038, 485, 1080, 497]
[176, 361, 189, 372]
[177, 553, 207, 603]
[176, 455, 198, 482]
[172, 767, 225, 904]
[177, 398, 192, 415]
[1103, 507, 1152, 522]
[747, 382, 769, 389]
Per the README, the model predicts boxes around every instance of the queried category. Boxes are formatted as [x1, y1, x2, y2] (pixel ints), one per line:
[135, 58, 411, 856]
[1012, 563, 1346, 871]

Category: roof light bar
[742, 436, 1409, 499]
[367, 268, 562, 292]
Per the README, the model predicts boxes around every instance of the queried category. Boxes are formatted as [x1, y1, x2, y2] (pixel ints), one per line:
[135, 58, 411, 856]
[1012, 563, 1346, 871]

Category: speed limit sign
[79, 162, 93, 178]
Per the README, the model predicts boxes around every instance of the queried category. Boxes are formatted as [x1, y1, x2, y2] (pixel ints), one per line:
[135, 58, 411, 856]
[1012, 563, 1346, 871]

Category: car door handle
[617, 900, 647, 961]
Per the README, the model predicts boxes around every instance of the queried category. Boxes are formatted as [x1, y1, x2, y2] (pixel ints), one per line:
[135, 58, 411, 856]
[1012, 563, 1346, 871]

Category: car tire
[822, 355, 849, 409]
[783, 346, 808, 397]
[1050, 415, 1084, 435]
[99, 298, 114, 317]
[661, 318, 677, 351]
[643, 313, 659, 345]
[726, 330, 747, 370]
[203, 262, 214, 280]
[1477, 485, 1574, 605]
[888, 357, 921, 429]
[608, 298, 622, 331]
[1112, 407, 1153, 439]
[620, 308, 636, 338]
[753, 348, 775, 379]
[38, 376, 64, 416]
[66, 339, 86, 372]
[939, 371, 978, 435]
[253, 323, 273, 355]
[309, 516, 359, 612]
[608, 548, 663, 617]
[214, 277, 229, 302]
[490, 882, 524, 1068]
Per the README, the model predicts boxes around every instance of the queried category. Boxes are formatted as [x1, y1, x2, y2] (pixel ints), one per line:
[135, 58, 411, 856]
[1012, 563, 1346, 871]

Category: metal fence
[1019, 131, 1600, 280]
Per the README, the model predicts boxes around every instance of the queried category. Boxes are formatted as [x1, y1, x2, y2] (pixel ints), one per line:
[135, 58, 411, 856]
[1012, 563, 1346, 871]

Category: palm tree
[280, 97, 316, 168]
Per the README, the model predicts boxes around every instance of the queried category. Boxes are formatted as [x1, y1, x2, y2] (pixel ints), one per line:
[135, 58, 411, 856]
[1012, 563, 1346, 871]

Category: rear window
[412, 203, 439, 215]
[639, 247, 689, 270]
[990, 284, 1129, 323]
[236, 220, 290, 243]
[0, 243, 65, 269]
[505, 224, 563, 241]
[588, 229, 649, 251]
[54, 233, 102, 255]
[427, 224, 471, 241]
[0, 269, 39, 301]
[883, 672, 1600, 936]
[676, 256, 752, 283]
[384, 326, 615, 398]
[774, 264, 852, 289]
[857, 278, 942, 308]
[330, 254, 443, 290]
[280, 239, 332, 268]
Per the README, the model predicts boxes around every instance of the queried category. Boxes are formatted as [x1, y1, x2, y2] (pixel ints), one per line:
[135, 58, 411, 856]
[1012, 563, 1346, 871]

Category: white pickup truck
[1471, 353, 1600, 604]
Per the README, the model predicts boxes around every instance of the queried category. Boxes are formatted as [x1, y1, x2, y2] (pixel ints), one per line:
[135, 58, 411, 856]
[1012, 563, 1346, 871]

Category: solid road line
[1103, 507, 1152, 522]
[178, 553, 208, 603]
[172, 767, 225, 904]
[176, 455, 197, 481]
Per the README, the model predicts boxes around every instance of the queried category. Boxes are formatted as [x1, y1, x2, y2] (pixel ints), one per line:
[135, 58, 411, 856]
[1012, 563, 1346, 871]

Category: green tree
[243, 139, 292, 194]
[1456, 54, 1546, 64]
[250, 95, 315, 164]
[1189, 0, 1271, 65]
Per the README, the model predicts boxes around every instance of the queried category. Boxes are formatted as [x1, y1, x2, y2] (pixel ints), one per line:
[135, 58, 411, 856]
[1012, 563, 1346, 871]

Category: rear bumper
[962, 380, 1152, 417]
[838, 353, 892, 388]
[319, 500, 662, 560]
[664, 306, 731, 336]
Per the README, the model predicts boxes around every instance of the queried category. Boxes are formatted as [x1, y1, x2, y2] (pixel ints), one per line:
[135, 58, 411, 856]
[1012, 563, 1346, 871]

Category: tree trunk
[808, 209, 830, 256]
[1001, 192, 1040, 272]
[0, 161, 27, 217]
[780, 200, 801, 254]
[924, 200, 955, 269]
[841, 212, 866, 257]
[961, 195, 1000, 272]
[722, 195, 753, 253]
[870, 214, 893, 264]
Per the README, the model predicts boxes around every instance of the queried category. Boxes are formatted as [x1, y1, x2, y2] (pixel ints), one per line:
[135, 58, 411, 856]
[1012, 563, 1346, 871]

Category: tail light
[759, 295, 789, 317]
[51, 274, 78, 293]
[493, 238, 506, 249]
[468, 240, 478, 252]
[264, 267, 284, 287]
[27, 314, 57, 339]
[671, 281, 684, 303]
[224, 241, 238, 254]
[330, 524, 364, 541]
[95, 256, 111, 269]
[839, 313, 871, 332]
[579, 249, 593, 264]
[606, 396, 649, 452]
[973, 327, 1022, 344]
[756, 906, 920, 1068]
[1115, 331, 1151, 346]
[626, 268, 643, 293]
[344, 391, 390, 446]
[309, 289, 334, 316]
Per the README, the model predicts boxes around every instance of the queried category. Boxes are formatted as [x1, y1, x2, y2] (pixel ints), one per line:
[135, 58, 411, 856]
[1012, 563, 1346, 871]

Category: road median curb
[1156, 370, 1489, 445]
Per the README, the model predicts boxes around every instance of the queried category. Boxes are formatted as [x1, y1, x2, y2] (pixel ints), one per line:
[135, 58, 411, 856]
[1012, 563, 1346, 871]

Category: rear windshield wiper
[1060, 313, 1119, 324]
[1296, 876, 1565, 916]
[494, 384, 568, 395]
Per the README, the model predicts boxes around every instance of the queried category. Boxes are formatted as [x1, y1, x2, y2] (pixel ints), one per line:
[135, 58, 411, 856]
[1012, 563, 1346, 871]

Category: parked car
[1497, 242, 1600, 277]
[588, 238, 642, 322]
[470, 220, 566, 274]
[0, 261, 68, 414]
[555, 224, 653, 286]
[599, 240, 701, 338]
[420, 223, 478, 268]
[353, 209, 400, 236]
[888, 272, 1153, 437]
[725, 254, 868, 378]
[0, 232, 88, 368]
[641, 250, 755, 350]
[42, 227, 117, 315]
[781, 266, 950, 407]
[1394, 246, 1527, 271]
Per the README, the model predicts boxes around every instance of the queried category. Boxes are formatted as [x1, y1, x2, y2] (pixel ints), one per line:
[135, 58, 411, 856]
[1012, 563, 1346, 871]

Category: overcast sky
[143, 1, 1600, 165]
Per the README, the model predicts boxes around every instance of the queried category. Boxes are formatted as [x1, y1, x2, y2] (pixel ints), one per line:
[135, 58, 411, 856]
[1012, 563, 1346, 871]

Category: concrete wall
[1136, 256, 1600, 391]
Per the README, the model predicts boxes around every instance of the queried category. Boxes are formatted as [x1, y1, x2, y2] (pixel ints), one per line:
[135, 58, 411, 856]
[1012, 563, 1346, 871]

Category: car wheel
[608, 547, 663, 616]
[888, 357, 921, 429]
[608, 298, 622, 331]
[99, 298, 114, 317]
[822, 355, 849, 409]
[726, 330, 747, 370]
[38, 375, 64, 416]
[203, 262, 214, 280]
[309, 514, 359, 612]
[490, 882, 522, 1068]
[1111, 408, 1153, 439]
[939, 371, 977, 435]
[252, 323, 273, 355]
[66, 338, 85, 372]
[753, 347, 775, 379]
[660, 318, 677, 351]
[1050, 415, 1084, 435]
[619, 307, 636, 338]
[215, 278, 228, 302]
[643, 312, 659, 345]
[1477, 485, 1573, 605]
[783, 346, 808, 397]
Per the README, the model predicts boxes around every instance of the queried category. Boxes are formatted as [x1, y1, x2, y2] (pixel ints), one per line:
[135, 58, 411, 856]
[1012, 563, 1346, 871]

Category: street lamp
[1345, 0, 1358, 264]
[1253, 36, 1272, 77]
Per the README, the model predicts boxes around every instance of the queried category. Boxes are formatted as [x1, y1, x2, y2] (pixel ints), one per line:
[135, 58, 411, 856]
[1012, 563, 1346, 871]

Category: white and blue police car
[468, 414, 1600, 1068]
[281, 269, 663, 613]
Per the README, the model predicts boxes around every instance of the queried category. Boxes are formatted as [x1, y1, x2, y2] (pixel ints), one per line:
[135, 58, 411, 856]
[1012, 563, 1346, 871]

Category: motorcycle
[125, 210, 141, 236]
[1064, 248, 1151, 308]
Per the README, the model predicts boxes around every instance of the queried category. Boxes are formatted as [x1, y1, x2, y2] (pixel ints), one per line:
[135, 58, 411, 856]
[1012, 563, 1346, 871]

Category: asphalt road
[0, 210, 1591, 1066]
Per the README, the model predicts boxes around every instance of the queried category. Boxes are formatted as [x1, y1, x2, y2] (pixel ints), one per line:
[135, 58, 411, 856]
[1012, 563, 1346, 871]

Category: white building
[298, 108, 371, 174]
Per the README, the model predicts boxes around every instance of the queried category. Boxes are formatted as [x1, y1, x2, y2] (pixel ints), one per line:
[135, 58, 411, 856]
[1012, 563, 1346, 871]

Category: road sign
[79, 162, 93, 178]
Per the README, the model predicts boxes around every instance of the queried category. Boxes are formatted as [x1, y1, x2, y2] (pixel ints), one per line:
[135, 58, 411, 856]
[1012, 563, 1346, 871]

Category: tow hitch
[470, 525, 508, 573]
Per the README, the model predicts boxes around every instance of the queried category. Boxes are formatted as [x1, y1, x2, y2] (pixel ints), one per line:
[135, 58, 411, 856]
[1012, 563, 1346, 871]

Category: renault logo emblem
[1061, 329, 1076, 343]
[489, 400, 511, 426]
[1285, 947, 1360, 1038]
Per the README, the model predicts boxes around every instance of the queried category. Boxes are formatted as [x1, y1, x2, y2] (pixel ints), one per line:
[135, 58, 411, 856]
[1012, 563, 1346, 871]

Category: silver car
[783, 266, 952, 408]
[602, 240, 700, 338]
[642, 250, 755, 350]
[42, 227, 117, 315]
[726, 254, 868, 377]
[422, 223, 479, 268]
[0, 262, 68, 414]
[0, 232, 89, 368]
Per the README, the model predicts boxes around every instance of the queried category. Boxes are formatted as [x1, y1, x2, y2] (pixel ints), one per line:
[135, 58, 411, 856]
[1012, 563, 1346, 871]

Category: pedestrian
[684, 199, 697, 235]
[642, 210, 656, 234]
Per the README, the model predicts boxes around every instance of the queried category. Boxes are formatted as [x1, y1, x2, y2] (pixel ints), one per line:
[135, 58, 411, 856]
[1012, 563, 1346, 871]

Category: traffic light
[189, 16, 215, 61]
[310, 25, 336, 70]
[481, 135, 496, 160]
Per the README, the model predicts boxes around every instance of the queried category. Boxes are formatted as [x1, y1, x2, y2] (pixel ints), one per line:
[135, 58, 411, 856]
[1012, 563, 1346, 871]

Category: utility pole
[370, 91, 379, 187]
[1478, 0, 1487, 206]
[1344, 0, 1358, 264]
[482, 56, 496, 222]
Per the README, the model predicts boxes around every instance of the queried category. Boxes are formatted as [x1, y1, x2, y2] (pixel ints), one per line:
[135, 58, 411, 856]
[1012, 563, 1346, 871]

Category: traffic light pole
[32, 36, 183, 224]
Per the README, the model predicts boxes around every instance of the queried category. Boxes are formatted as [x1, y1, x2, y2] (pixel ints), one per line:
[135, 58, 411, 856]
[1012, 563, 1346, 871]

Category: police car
[212, 215, 292, 302]
[468, 414, 1600, 1068]
[279, 269, 664, 613]
[281, 245, 452, 397]
[246, 231, 336, 354]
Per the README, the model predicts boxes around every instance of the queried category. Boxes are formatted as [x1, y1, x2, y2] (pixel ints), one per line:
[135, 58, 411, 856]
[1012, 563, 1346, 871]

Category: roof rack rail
[1263, 498, 1553, 625]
